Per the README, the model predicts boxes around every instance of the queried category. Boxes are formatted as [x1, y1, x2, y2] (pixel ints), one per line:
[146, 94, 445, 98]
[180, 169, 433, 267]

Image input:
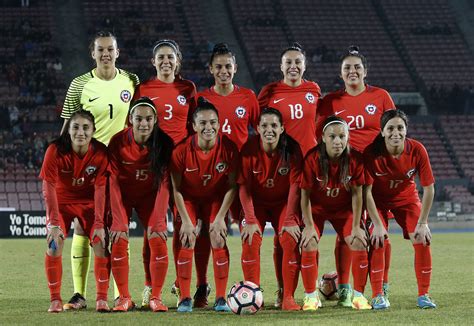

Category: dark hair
[258, 107, 298, 165]
[52, 110, 96, 154]
[280, 42, 306, 60]
[209, 43, 236, 66]
[89, 30, 117, 53]
[317, 116, 350, 190]
[192, 97, 219, 121]
[340, 45, 368, 69]
[372, 109, 408, 156]
[129, 97, 174, 188]
[152, 39, 182, 75]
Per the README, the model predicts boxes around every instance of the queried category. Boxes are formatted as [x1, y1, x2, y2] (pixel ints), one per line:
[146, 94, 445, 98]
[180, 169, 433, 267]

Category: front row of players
[42, 97, 436, 313]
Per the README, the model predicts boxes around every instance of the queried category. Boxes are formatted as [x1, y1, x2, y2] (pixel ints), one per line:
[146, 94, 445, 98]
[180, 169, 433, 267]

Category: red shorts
[241, 202, 288, 234]
[175, 200, 222, 228]
[379, 202, 421, 239]
[312, 209, 353, 240]
[122, 193, 158, 229]
[55, 203, 96, 240]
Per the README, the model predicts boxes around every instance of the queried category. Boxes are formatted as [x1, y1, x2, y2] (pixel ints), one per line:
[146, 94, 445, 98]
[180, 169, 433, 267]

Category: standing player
[133, 39, 197, 308]
[258, 42, 321, 306]
[299, 116, 375, 311]
[364, 109, 436, 309]
[108, 97, 174, 312]
[238, 108, 302, 311]
[170, 98, 238, 312]
[317, 46, 396, 307]
[195, 43, 259, 307]
[41, 110, 111, 313]
[60, 31, 139, 310]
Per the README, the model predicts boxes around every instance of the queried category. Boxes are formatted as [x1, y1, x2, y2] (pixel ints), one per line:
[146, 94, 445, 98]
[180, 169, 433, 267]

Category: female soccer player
[317, 46, 396, 308]
[258, 42, 321, 306]
[238, 108, 302, 311]
[60, 31, 139, 310]
[41, 110, 110, 313]
[108, 97, 174, 312]
[193, 43, 259, 306]
[133, 39, 197, 308]
[364, 109, 436, 309]
[300, 116, 375, 311]
[170, 97, 238, 313]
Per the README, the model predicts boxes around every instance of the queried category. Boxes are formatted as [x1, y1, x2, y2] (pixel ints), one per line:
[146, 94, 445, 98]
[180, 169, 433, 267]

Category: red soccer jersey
[317, 85, 395, 152]
[39, 139, 108, 204]
[301, 149, 364, 214]
[171, 134, 239, 200]
[238, 135, 301, 205]
[258, 80, 322, 156]
[198, 85, 259, 151]
[134, 76, 197, 144]
[364, 138, 435, 209]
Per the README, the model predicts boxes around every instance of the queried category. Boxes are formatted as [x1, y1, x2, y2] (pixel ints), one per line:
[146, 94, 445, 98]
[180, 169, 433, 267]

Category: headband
[130, 101, 156, 115]
[322, 120, 348, 133]
[153, 40, 178, 55]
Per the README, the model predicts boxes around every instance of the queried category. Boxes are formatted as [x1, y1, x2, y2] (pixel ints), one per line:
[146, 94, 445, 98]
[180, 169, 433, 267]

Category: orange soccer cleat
[48, 300, 63, 313]
[112, 296, 135, 312]
[281, 296, 301, 311]
[96, 299, 111, 312]
[150, 297, 168, 312]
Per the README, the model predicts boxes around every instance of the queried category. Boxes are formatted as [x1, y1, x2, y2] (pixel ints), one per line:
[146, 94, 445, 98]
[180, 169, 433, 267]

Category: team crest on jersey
[305, 92, 315, 104]
[120, 90, 132, 103]
[215, 162, 227, 173]
[278, 166, 289, 176]
[177, 95, 186, 106]
[235, 106, 246, 118]
[365, 104, 377, 115]
[406, 168, 416, 178]
[85, 165, 97, 175]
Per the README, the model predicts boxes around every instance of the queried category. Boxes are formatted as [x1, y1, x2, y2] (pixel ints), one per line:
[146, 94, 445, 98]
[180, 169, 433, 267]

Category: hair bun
[197, 96, 207, 106]
[213, 43, 229, 53]
[291, 42, 303, 51]
[348, 45, 360, 54]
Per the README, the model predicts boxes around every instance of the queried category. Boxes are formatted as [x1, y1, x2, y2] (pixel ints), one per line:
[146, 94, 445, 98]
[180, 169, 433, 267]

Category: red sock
[335, 237, 352, 285]
[241, 233, 262, 285]
[45, 254, 62, 301]
[177, 248, 194, 300]
[413, 244, 432, 296]
[369, 247, 384, 297]
[273, 235, 283, 288]
[195, 232, 211, 287]
[301, 250, 318, 293]
[94, 256, 110, 301]
[172, 220, 181, 287]
[351, 250, 368, 293]
[142, 231, 151, 287]
[149, 237, 168, 299]
[384, 239, 391, 284]
[280, 232, 300, 298]
[212, 247, 230, 299]
[111, 238, 130, 298]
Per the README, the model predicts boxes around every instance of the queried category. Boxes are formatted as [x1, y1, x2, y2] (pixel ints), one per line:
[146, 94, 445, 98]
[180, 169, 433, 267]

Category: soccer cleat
[302, 293, 321, 311]
[63, 293, 87, 310]
[214, 297, 231, 312]
[282, 296, 301, 311]
[150, 297, 168, 312]
[337, 287, 353, 308]
[141, 285, 152, 309]
[48, 300, 63, 313]
[193, 283, 211, 308]
[96, 299, 110, 312]
[371, 294, 389, 310]
[177, 298, 193, 313]
[112, 296, 135, 312]
[274, 288, 283, 308]
[383, 283, 391, 308]
[171, 283, 181, 307]
[352, 295, 372, 310]
[417, 295, 436, 309]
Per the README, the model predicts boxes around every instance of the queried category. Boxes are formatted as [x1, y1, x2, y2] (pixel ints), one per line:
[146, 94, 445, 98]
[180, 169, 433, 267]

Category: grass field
[1, 232, 473, 324]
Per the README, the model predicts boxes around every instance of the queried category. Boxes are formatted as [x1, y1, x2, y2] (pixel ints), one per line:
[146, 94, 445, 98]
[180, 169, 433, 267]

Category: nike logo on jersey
[252, 170, 262, 174]
[113, 256, 127, 261]
[177, 260, 190, 265]
[334, 110, 346, 116]
[185, 167, 198, 172]
[89, 97, 100, 102]
[150, 96, 160, 101]
[216, 260, 228, 266]
[121, 161, 134, 165]
[375, 172, 388, 177]
[155, 255, 168, 261]
[273, 98, 285, 104]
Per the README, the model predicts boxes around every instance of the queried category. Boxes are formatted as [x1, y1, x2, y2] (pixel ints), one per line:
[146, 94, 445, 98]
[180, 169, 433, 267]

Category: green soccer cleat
[171, 283, 181, 307]
[302, 292, 321, 311]
[383, 283, 391, 307]
[141, 285, 152, 309]
[337, 287, 353, 308]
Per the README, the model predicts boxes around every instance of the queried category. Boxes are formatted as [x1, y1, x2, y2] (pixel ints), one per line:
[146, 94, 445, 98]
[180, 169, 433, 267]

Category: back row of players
[42, 31, 436, 313]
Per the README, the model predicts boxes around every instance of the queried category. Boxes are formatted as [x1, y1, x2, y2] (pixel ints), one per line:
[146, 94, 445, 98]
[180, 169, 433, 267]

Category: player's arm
[239, 180, 261, 245]
[414, 183, 434, 246]
[300, 188, 318, 247]
[350, 184, 367, 247]
[91, 154, 108, 249]
[364, 184, 388, 249]
[170, 171, 196, 248]
[148, 174, 171, 241]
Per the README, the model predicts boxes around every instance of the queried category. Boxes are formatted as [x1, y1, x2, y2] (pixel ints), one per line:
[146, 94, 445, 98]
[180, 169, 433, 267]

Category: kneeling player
[41, 110, 110, 313]
[108, 97, 174, 312]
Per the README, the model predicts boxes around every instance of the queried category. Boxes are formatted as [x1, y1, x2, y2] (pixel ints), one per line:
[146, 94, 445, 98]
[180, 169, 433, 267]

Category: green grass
[0, 232, 473, 324]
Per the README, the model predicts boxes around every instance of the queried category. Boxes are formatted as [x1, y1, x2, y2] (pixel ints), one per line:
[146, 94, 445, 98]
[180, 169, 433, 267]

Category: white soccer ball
[227, 281, 263, 315]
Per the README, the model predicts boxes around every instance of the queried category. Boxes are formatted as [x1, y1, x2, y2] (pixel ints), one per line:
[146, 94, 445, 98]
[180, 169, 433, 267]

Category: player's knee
[349, 239, 366, 251]
[302, 238, 318, 251]
[91, 242, 107, 258]
[210, 235, 226, 249]
[46, 238, 64, 257]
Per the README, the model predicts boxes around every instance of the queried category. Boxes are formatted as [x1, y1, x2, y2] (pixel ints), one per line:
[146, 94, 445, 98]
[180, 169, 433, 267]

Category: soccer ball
[319, 271, 339, 300]
[227, 281, 263, 315]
